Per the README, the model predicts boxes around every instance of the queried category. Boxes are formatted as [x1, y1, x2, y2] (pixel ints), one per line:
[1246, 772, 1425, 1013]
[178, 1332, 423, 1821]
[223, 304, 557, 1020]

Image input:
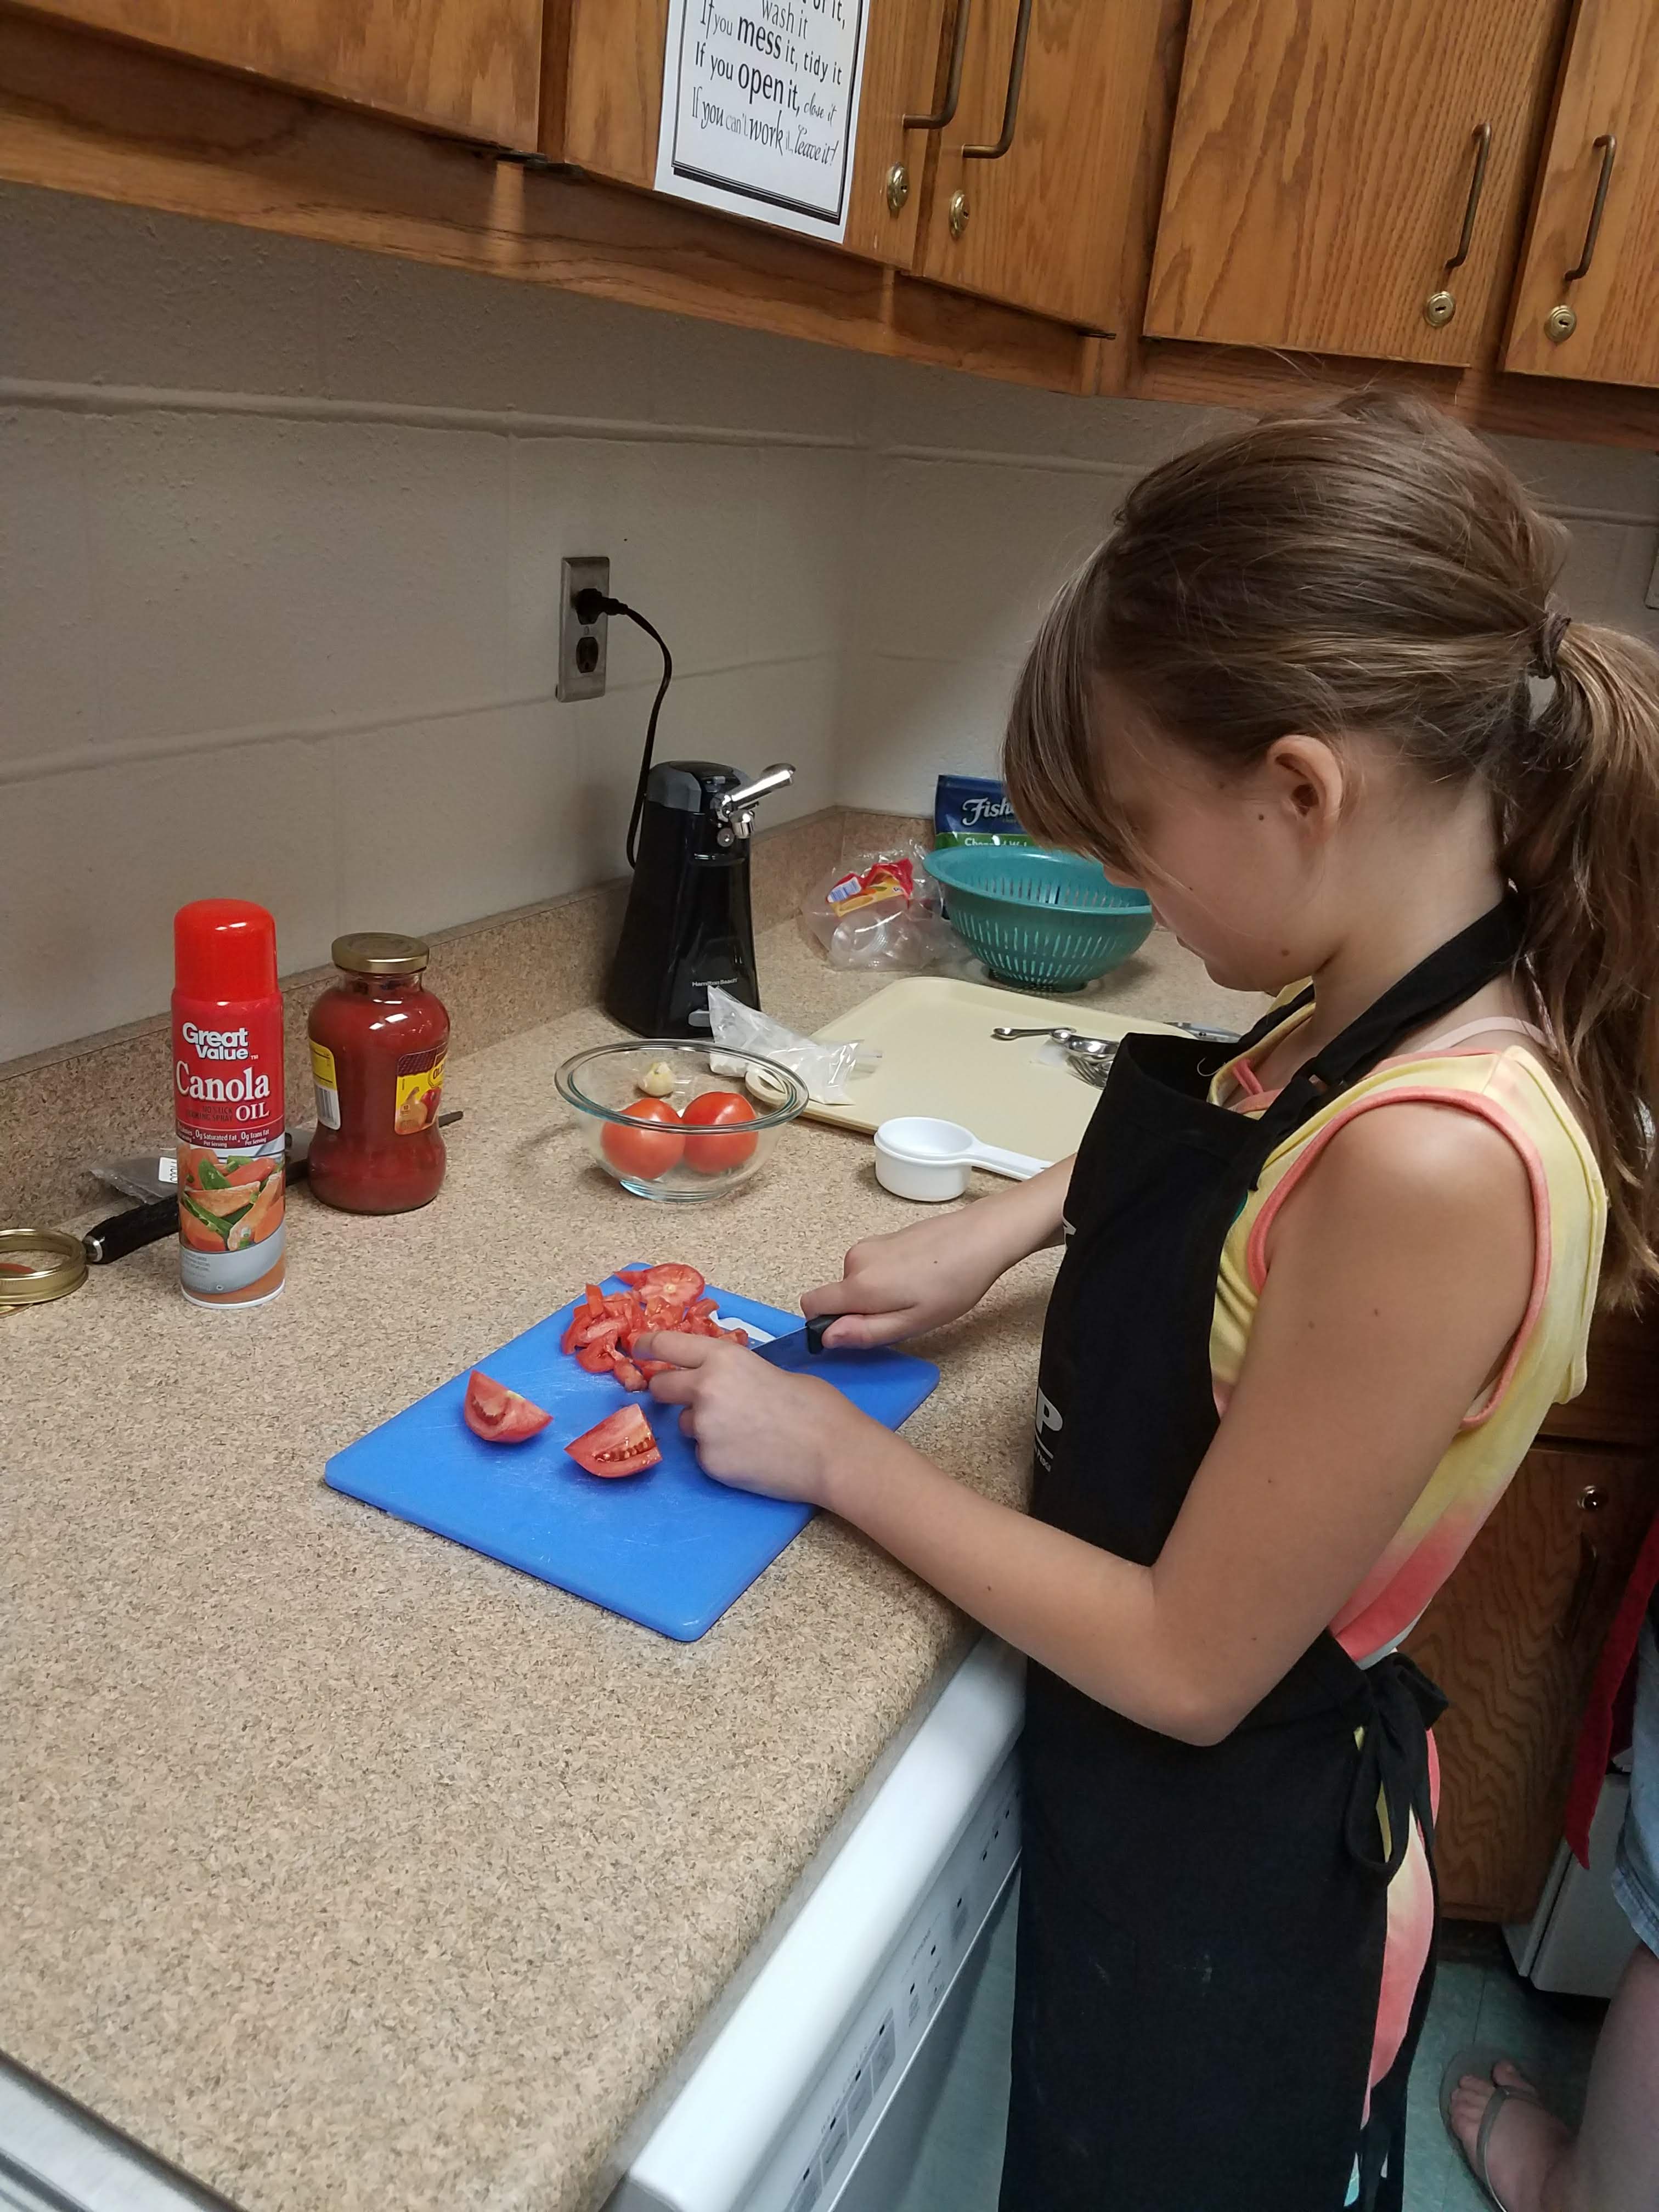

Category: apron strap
[1230, 984, 1316, 1060]
[1253, 899, 1526, 1158]
[1344, 1651, 1449, 1880]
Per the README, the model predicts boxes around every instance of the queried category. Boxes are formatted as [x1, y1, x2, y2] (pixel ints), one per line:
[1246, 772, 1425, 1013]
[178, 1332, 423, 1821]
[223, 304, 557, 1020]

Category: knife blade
[750, 1314, 832, 1367]
[83, 1110, 464, 1264]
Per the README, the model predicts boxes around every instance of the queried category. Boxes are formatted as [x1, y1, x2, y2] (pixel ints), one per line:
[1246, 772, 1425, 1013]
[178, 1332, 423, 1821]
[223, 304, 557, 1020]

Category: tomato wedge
[566, 1404, 662, 1477]
[462, 1368, 552, 1444]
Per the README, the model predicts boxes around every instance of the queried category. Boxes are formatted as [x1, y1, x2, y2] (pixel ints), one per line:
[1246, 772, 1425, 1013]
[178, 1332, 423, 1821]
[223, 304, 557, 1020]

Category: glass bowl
[554, 1039, 810, 1202]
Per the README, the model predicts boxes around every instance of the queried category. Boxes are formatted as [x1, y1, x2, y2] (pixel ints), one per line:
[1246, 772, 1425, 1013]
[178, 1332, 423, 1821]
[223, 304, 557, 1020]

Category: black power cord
[572, 586, 673, 870]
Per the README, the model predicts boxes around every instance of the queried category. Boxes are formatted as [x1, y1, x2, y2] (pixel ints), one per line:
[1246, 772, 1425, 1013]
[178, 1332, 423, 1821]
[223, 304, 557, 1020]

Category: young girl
[637, 394, 1659, 2210]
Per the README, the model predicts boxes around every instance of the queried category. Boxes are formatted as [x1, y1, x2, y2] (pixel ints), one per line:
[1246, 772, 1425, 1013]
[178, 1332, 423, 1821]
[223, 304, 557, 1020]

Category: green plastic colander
[928, 844, 1154, 991]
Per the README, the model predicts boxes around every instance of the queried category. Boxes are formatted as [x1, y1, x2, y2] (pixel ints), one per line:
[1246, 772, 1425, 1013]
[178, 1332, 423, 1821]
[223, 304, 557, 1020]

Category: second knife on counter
[83, 1111, 465, 1264]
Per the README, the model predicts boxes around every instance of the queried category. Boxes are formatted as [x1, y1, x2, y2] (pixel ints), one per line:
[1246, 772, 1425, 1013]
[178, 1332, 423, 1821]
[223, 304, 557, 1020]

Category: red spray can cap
[174, 899, 278, 1001]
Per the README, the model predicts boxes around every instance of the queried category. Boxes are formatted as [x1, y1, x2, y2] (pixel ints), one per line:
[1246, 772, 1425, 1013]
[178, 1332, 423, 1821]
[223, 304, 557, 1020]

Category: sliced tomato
[680, 1092, 758, 1176]
[634, 1357, 672, 1379]
[639, 1262, 706, 1306]
[462, 1368, 552, 1444]
[601, 1100, 685, 1182]
[566, 1404, 662, 1478]
[612, 1357, 648, 1393]
[577, 1341, 619, 1374]
[569, 1315, 622, 1353]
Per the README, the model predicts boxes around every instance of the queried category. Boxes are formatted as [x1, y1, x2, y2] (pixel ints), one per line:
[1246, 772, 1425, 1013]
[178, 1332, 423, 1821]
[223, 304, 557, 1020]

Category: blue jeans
[1614, 1620, 1659, 1956]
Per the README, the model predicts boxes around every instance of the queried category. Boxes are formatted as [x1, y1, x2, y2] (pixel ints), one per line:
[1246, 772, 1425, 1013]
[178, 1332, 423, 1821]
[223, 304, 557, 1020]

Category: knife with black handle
[82, 1111, 464, 1264]
[749, 1314, 832, 1366]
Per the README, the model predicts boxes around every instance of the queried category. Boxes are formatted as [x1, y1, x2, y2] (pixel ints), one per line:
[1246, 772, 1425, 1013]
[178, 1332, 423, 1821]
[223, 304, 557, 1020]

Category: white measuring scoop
[872, 1116, 1051, 1203]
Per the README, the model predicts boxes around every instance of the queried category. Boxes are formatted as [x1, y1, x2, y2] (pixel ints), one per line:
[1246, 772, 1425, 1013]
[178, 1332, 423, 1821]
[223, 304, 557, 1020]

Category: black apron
[999, 902, 1525, 2212]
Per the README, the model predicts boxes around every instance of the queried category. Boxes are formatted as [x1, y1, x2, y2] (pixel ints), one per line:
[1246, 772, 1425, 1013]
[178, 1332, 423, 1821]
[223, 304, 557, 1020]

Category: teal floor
[889, 1887, 1606, 2211]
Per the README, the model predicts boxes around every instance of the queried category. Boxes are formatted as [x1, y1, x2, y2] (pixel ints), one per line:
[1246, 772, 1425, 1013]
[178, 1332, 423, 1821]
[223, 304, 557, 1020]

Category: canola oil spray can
[171, 899, 286, 1307]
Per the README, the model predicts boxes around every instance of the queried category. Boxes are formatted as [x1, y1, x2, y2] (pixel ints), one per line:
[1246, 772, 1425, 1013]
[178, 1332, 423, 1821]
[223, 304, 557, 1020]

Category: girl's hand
[636, 1331, 871, 1505]
[801, 1158, 1075, 1349]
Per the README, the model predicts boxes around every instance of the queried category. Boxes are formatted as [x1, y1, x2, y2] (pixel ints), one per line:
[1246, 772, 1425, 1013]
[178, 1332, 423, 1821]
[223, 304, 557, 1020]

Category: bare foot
[1449, 2061, 1571, 2212]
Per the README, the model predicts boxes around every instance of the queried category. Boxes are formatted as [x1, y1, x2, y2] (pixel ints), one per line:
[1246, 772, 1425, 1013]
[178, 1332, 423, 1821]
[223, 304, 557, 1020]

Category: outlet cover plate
[558, 555, 609, 702]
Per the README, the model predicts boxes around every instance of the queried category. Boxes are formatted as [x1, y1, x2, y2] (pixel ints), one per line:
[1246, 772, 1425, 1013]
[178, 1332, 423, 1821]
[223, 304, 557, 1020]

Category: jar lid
[331, 932, 430, 978]
[0, 1227, 88, 1308]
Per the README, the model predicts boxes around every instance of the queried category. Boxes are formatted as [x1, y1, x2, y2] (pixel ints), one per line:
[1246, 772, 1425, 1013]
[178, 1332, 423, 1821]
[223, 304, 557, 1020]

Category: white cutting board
[807, 977, 1181, 1161]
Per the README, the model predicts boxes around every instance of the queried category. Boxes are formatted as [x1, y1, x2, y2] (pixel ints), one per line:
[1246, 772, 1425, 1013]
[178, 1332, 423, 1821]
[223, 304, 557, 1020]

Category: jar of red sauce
[307, 934, 449, 1214]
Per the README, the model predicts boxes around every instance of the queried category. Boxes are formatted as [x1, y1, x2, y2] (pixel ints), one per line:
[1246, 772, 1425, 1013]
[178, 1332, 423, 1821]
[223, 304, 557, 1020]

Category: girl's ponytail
[1506, 619, 1659, 1304]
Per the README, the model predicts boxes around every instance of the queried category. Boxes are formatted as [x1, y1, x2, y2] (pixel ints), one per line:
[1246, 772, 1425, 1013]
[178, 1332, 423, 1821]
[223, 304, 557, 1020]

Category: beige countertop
[1, 924, 1260, 2212]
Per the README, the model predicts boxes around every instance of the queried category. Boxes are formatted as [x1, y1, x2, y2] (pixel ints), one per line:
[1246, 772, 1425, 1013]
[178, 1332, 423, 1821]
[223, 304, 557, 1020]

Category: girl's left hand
[634, 1330, 870, 1505]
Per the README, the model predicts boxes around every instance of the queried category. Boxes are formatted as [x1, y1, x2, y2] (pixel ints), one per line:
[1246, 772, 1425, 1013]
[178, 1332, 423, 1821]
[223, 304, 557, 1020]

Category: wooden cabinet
[1145, 0, 1567, 368]
[1504, 0, 1659, 387]
[13, 0, 1659, 439]
[548, 0, 953, 269]
[12, 0, 544, 148]
[1408, 1298, 1659, 1926]
[1407, 1432, 1659, 1922]
[913, 0, 1181, 330]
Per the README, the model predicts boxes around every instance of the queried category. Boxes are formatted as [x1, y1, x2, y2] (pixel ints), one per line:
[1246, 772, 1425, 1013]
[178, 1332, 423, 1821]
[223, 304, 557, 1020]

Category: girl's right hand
[802, 1163, 1072, 1348]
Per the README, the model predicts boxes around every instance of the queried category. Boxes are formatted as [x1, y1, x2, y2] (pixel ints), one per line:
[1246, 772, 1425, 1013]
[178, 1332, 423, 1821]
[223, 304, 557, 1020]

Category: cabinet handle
[963, 0, 1034, 161]
[1423, 122, 1492, 328]
[1565, 132, 1618, 283]
[905, 0, 973, 131]
[1556, 1533, 1601, 1645]
[1444, 122, 1493, 275]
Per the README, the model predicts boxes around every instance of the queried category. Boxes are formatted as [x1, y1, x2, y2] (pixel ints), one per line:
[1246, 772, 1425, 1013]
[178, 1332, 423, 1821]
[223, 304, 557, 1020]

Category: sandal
[1438, 2045, 1546, 2212]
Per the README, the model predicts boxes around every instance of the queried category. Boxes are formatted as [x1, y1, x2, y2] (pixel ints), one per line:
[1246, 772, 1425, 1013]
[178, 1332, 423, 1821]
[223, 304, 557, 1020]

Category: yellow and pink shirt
[1210, 1005, 1606, 1666]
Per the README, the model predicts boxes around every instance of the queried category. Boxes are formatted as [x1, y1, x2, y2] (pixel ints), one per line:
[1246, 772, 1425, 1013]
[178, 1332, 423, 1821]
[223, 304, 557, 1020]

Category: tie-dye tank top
[1210, 1004, 1607, 1664]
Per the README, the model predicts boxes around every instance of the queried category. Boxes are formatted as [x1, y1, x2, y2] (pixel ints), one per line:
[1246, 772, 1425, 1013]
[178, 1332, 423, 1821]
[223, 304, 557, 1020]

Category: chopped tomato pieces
[560, 1265, 744, 1393]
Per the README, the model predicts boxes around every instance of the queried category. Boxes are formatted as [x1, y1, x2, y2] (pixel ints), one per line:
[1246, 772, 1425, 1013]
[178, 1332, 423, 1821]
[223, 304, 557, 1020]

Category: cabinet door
[1504, 0, 1659, 386]
[551, 0, 951, 269]
[13, 0, 544, 147]
[915, 0, 1182, 329]
[1145, 0, 1567, 367]
[1405, 1444, 1658, 1922]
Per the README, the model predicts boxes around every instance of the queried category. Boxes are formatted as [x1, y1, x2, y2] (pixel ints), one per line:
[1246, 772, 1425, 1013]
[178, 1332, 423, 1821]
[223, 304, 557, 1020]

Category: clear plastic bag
[802, 848, 964, 974]
[704, 986, 877, 1106]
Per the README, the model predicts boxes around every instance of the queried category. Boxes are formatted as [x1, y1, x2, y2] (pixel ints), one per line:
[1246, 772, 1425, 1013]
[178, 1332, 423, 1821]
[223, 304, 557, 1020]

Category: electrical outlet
[557, 555, 609, 702]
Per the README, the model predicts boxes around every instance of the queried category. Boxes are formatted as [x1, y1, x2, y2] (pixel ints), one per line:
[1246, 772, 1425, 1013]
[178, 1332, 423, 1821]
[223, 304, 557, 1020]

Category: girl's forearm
[820, 1423, 1205, 1741]
[980, 1155, 1075, 1263]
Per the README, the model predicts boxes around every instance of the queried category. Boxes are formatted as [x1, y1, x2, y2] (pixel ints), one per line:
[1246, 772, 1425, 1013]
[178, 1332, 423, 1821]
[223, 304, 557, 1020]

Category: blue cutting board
[324, 1268, 939, 1641]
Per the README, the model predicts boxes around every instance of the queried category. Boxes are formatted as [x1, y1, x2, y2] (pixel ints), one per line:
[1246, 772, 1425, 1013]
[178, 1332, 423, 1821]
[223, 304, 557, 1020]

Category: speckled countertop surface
[1, 925, 1260, 2212]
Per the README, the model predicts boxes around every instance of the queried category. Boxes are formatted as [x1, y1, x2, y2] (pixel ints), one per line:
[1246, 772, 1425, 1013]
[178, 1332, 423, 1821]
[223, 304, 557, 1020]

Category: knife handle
[83, 1193, 178, 1263]
[804, 1314, 831, 1355]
